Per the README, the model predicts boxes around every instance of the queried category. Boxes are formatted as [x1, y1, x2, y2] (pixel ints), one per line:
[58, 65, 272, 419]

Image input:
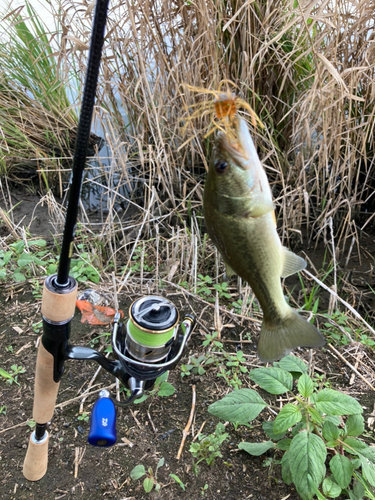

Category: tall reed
[1, 0, 374, 260]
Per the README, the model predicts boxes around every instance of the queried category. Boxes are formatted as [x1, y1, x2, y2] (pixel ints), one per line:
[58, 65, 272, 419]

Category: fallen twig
[303, 269, 375, 337]
[177, 384, 196, 460]
[0, 383, 116, 435]
[327, 344, 375, 392]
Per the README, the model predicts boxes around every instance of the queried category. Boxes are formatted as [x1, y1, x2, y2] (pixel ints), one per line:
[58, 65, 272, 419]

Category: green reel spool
[126, 296, 179, 362]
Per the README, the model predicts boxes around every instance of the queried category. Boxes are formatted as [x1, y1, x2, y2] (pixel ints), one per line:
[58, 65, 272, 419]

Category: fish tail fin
[257, 309, 325, 362]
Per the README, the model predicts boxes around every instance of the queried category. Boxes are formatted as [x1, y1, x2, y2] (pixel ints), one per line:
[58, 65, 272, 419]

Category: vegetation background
[0, 1, 375, 499]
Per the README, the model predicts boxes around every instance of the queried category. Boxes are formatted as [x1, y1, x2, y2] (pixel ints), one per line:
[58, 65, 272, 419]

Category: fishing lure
[182, 80, 263, 143]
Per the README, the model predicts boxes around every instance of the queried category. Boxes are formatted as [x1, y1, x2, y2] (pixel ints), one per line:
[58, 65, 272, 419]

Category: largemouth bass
[203, 117, 325, 361]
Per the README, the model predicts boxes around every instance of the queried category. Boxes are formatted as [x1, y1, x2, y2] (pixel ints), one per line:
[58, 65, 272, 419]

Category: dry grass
[0, 0, 374, 263]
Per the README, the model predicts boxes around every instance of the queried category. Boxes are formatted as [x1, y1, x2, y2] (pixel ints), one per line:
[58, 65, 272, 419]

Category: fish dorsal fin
[281, 248, 306, 278]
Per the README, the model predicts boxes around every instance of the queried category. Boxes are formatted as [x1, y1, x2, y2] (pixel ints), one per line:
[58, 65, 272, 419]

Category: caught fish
[203, 116, 325, 361]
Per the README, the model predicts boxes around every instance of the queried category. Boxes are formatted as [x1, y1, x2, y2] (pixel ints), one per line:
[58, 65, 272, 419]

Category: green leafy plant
[213, 281, 232, 300]
[202, 331, 223, 349]
[130, 457, 164, 494]
[0, 365, 26, 385]
[0, 238, 56, 282]
[217, 350, 248, 390]
[208, 355, 374, 500]
[132, 372, 175, 405]
[0, 405, 7, 415]
[70, 250, 100, 283]
[130, 245, 155, 273]
[181, 354, 215, 377]
[321, 311, 353, 346]
[77, 412, 90, 423]
[189, 423, 229, 469]
[195, 274, 214, 298]
[27, 419, 36, 430]
[201, 483, 209, 496]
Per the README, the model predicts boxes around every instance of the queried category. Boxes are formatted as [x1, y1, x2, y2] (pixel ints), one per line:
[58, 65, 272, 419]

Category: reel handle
[88, 390, 117, 446]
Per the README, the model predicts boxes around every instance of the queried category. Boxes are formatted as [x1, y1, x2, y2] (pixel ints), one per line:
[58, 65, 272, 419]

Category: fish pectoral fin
[248, 197, 274, 218]
[281, 248, 307, 278]
[223, 262, 237, 281]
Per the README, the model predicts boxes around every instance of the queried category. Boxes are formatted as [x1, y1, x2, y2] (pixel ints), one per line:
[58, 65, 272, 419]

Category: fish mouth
[216, 117, 258, 170]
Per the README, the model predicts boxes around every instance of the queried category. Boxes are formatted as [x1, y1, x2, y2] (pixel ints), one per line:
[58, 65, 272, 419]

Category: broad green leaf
[329, 454, 353, 489]
[346, 414, 365, 437]
[262, 421, 285, 441]
[10, 241, 24, 253]
[289, 431, 327, 500]
[343, 438, 368, 455]
[17, 252, 33, 267]
[0, 269, 6, 279]
[323, 421, 340, 442]
[13, 272, 26, 281]
[156, 457, 164, 470]
[143, 477, 154, 493]
[30, 239, 47, 247]
[158, 382, 175, 397]
[249, 367, 293, 395]
[325, 415, 341, 426]
[281, 451, 293, 485]
[322, 476, 342, 498]
[298, 373, 314, 398]
[309, 478, 329, 500]
[352, 477, 365, 499]
[360, 456, 375, 487]
[238, 441, 275, 456]
[155, 372, 169, 384]
[32, 256, 45, 266]
[130, 464, 146, 480]
[360, 447, 375, 462]
[208, 389, 267, 424]
[278, 355, 308, 374]
[134, 394, 148, 404]
[273, 404, 302, 434]
[351, 458, 361, 470]
[276, 438, 292, 451]
[308, 407, 323, 425]
[3, 251, 12, 265]
[47, 264, 57, 274]
[315, 389, 363, 416]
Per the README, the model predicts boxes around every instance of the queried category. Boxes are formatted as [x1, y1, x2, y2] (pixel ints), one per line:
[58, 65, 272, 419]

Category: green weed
[0, 365, 26, 385]
[189, 423, 229, 469]
[209, 355, 375, 500]
[130, 457, 164, 494]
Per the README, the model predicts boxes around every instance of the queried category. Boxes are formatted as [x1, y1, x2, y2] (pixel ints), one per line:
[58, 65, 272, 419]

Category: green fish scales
[203, 117, 325, 361]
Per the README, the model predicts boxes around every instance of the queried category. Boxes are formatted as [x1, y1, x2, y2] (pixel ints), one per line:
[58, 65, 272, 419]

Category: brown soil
[1, 285, 375, 500]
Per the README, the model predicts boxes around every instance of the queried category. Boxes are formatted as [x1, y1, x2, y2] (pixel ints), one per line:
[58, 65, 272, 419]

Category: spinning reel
[88, 295, 195, 446]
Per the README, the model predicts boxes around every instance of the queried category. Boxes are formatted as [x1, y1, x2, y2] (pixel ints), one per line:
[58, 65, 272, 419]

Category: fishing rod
[23, 0, 195, 481]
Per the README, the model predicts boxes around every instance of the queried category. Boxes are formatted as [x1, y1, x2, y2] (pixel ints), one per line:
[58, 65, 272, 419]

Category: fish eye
[214, 160, 229, 173]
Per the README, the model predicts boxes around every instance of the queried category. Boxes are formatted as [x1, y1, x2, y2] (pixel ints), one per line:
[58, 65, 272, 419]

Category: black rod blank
[56, 0, 110, 287]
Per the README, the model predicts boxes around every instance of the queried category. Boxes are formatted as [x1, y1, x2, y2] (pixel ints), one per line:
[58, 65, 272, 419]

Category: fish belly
[205, 208, 288, 321]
